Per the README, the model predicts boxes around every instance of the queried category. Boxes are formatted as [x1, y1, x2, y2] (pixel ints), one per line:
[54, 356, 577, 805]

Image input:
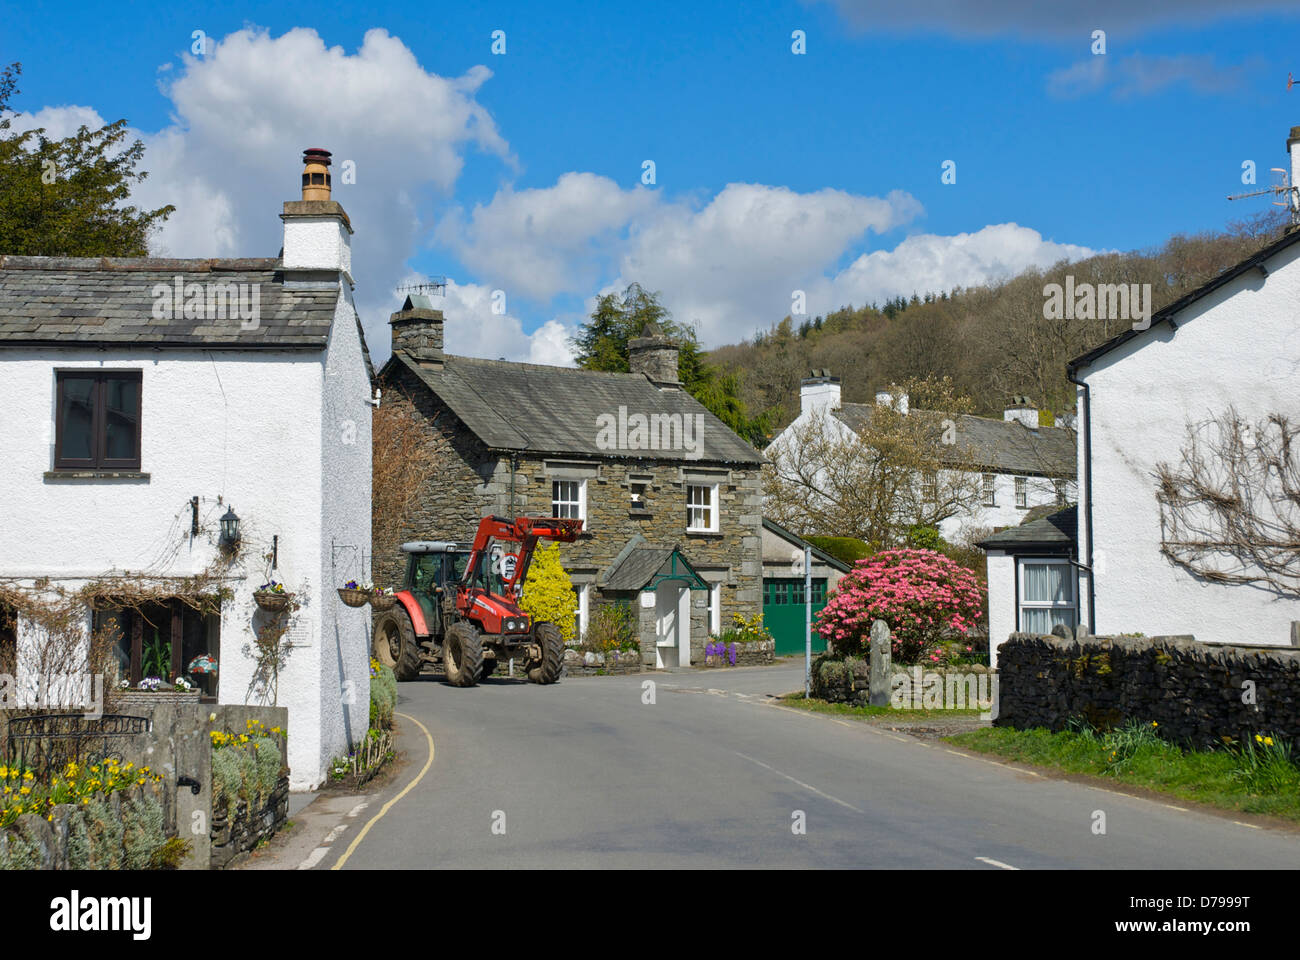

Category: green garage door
[764, 578, 829, 656]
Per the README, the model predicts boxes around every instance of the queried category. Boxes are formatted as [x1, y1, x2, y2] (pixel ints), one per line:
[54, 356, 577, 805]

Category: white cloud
[435, 172, 657, 301]
[1047, 53, 1252, 99]
[408, 279, 577, 366]
[826, 223, 1095, 305]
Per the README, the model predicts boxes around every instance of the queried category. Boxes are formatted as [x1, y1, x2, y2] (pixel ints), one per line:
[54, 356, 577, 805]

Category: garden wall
[810, 655, 993, 707]
[703, 639, 775, 667]
[562, 649, 642, 676]
[995, 633, 1300, 746]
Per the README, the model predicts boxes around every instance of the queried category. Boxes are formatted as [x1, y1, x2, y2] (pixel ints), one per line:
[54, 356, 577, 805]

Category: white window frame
[1017, 558, 1077, 633]
[1014, 476, 1028, 508]
[552, 478, 586, 522]
[981, 473, 997, 507]
[921, 471, 937, 503]
[572, 583, 589, 643]
[686, 483, 719, 533]
[707, 582, 722, 635]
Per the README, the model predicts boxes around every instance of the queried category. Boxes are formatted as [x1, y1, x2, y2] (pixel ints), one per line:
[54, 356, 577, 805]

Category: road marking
[331, 711, 436, 871]
[322, 823, 350, 844]
[297, 846, 330, 870]
[347, 801, 370, 818]
[975, 856, 1019, 870]
[1233, 820, 1262, 829]
[734, 751, 864, 813]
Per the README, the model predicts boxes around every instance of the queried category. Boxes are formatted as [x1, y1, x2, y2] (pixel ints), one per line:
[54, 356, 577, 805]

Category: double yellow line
[331, 711, 435, 870]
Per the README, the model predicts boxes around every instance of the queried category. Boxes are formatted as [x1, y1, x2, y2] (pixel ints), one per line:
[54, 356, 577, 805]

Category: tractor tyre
[444, 621, 484, 687]
[526, 622, 565, 684]
[373, 608, 423, 682]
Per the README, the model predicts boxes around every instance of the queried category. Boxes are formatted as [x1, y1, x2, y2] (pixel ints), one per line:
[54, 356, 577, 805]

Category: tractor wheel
[479, 657, 498, 682]
[444, 621, 484, 687]
[526, 622, 565, 684]
[373, 609, 423, 681]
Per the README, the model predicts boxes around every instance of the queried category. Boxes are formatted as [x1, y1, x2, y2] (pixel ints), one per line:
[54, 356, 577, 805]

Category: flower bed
[208, 718, 288, 868]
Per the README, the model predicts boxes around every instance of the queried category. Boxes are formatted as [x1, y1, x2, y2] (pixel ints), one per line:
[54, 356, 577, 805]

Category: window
[765, 581, 788, 605]
[981, 473, 996, 507]
[921, 472, 937, 502]
[790, 579, 806, 604]
[630, 480, 649, 510]
[811, 579, 827, 604]
[1054, 479, 1068, 506]
[55, 370, 142, 470]
[686, 483, 718, 532]
[551, 479, 585, 521]
[93, 599, 221, 699]
[571, 583, 589, 642]
[1015, 476, 1028, 508]
[0, 602, 15, 676]
[1018, 560, 1076, 635]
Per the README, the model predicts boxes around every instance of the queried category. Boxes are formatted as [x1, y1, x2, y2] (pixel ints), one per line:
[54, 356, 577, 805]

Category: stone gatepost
[869, 619, 892, 706]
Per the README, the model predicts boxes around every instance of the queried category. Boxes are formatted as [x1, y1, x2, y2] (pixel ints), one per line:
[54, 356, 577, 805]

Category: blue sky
[4, 0, 1300, 361]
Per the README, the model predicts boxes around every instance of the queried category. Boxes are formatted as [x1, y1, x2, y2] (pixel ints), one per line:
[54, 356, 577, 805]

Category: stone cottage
[375, 307, 764, 668]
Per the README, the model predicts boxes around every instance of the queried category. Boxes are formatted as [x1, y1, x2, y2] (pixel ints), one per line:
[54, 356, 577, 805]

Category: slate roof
[0, 256, 339, 348]
[977, 505, 1077, 552]
[830, 404, 1076, 478]
[388, 351, 764, 464]
[761, 517, 852, 572]
[602, 543, 708, 591]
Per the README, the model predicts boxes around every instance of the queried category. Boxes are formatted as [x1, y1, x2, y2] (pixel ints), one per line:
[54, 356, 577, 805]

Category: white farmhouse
[0, 149, 373, 790]
[983, 125, 1300, 665]
[766, 371, 1076, 544]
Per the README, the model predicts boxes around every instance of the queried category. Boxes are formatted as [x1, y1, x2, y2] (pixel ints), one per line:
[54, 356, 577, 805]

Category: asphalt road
[308, 663, 1300, 869]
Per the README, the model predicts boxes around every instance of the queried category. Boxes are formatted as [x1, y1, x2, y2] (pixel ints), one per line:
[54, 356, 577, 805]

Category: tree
[0, 62, 174, 256]
[814, 549, 985, 662]
[763, 376, 984, 546]
[518, 542, 578, 643]
[1156, 409, 1300, 597]
[571, 282, 769, 446]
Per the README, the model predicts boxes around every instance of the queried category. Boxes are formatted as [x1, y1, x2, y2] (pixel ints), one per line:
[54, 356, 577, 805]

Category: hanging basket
[369, 592, 396, 612]
[254, 590, 291, 613]
[337, 587, 370, 608]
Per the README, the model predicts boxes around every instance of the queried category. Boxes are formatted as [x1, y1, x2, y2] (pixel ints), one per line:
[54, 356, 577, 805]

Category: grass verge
[948, 723, 1300, 822]
[778, 692, 982, 720]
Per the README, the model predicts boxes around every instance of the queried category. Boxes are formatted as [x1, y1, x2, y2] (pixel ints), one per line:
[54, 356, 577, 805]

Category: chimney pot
[301, 147, 332, 201]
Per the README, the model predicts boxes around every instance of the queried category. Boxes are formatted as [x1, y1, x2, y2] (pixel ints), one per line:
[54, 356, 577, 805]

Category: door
[655, 584, 690, 668]
[764, 578, 830, 656]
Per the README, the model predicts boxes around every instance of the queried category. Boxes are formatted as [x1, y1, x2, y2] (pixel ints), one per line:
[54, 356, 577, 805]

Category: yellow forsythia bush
[518, 541, 578, 643]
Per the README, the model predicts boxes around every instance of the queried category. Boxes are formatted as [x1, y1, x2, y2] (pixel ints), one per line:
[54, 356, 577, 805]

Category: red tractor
[372, 515, 583, 686]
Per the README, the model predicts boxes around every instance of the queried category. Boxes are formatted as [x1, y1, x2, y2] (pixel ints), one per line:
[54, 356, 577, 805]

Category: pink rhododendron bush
[815, 549, 985, 662]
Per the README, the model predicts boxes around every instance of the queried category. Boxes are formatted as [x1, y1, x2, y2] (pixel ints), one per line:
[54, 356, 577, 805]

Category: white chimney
[281, 147, 354, 283]
[800, 369, 841, 416]
[874, 387, 909, 415]
[1004, 395, 1039, 428]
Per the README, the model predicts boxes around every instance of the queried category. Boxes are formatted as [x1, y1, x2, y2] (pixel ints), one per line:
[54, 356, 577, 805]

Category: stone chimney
[628, 321, 680, 386]
[874, 386, 909, 415]
[390, 294, 445, 368]
[281, 147, 353, 283]
[800, 369, 841, 416]
[1004, 395, 1039, 428]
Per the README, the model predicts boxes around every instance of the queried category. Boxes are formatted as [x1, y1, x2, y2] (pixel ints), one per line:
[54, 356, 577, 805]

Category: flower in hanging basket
[258, 580, 286, 593]
[188, 654, 219, 675]
[337, 582, 370, 608]
[343, 580, 361, 590]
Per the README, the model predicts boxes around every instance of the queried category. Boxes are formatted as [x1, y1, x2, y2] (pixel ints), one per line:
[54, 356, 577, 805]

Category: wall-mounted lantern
[219, 507, 241, 547]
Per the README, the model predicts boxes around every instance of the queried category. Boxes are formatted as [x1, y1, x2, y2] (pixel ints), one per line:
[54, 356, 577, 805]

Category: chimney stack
[874, 386, 909, 415]
[800, 369, 841, 416]
[281, 147, 353, 282]
[1004, 395, 1039, 428]
[390, 294, 445, 368]
[1287, 126, 1300, 221]
[628, 321, 681, 386]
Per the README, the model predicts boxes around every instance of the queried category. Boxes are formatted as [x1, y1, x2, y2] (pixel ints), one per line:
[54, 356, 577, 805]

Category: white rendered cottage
[0, 149, 373, 790]
[983, 125, 1300, 664]
[766, 372, 1076, 544]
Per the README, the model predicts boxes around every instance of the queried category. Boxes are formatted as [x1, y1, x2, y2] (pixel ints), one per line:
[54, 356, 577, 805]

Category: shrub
[121, 792, 165, 870]
[583, 602, 637, 653]
[0, 823, 42, 870]
[369, 658, 397, 729]
[905, 525, 945, 551]
[518, 542, 578, 642]
[210, 719, 284, 819]
[815, 548, 985, 662]
[805, 535, 873, 566]
[709, 612, 772, 648]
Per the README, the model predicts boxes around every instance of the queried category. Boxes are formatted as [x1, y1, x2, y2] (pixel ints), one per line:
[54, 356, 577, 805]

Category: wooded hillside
[709, 210, 1289, 435]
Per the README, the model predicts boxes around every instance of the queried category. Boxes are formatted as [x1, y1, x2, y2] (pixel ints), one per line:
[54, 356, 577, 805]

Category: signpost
[804, 545, 812, 698]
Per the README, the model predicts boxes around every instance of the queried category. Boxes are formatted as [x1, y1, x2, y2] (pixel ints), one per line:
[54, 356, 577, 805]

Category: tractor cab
[400, 541, 471, 631]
